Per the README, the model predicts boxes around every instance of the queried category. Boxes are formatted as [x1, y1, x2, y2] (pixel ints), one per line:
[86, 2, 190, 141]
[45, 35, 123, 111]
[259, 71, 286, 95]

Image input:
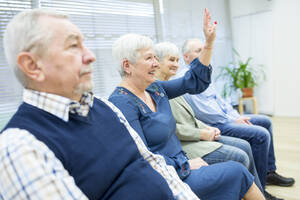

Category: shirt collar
[23, 89, 94, 122]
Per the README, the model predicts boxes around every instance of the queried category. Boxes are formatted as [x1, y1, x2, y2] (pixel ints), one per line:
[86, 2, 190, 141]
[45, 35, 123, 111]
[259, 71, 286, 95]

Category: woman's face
[159, 54, 179, 79]
[129, 47, 158, 86]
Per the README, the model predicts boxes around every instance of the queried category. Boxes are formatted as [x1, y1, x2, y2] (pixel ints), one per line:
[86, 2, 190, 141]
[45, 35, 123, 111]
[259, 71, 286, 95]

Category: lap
[245, 114, 272, 129]
[218, 135, 251, 153]
[217, 121, 270, 143]
[202, 141, 250, 168]
[184, 161, 253, 200]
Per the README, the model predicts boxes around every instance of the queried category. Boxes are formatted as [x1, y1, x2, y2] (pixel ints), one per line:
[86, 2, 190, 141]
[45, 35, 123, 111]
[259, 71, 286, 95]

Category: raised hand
[203, 8, 217, 47]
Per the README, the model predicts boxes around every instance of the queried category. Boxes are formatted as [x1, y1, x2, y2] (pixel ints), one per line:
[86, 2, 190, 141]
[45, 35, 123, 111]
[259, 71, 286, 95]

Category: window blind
[40, 0, 156, 98]
[0, 0, 32, 129]
[0, 0, 157, 129]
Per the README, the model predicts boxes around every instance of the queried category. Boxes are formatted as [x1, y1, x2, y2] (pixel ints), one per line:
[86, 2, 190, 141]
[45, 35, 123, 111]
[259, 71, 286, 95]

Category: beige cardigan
[170, 96, 222, 159]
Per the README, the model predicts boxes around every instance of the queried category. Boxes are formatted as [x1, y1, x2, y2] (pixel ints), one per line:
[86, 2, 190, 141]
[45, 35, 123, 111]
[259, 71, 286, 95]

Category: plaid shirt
[0, 89, 199, 200]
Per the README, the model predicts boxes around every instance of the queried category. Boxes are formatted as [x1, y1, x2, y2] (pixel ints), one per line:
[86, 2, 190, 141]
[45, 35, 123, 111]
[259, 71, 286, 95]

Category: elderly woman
[154, 41, 263, 192]
[109, 9, 264, 200]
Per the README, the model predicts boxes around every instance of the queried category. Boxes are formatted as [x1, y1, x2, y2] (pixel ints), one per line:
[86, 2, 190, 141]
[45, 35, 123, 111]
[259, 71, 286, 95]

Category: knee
[238, 139, 252, 154]
[261, 115, 272, 129]
[254, 128, 270, 144]
[236, 150, 250, 169]
[224, 161, 249, 180]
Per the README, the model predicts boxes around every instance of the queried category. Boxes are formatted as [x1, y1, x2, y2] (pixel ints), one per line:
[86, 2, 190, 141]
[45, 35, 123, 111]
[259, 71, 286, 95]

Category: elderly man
[0, 9, 199, 200]
[177, 38, 295, 200]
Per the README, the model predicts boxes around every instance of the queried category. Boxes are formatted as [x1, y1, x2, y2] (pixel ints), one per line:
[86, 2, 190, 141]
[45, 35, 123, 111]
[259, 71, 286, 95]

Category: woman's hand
[207, 126, 221, 140]
[200, 127, 220, 141]
[188, 157, 209, 170]
[203, 8, 217, 47]
[198, 8, 217, 66]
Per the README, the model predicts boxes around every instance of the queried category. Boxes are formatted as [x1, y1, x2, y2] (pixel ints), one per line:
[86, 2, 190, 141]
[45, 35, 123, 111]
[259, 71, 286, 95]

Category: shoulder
[109, 88, 132, 102]
[148, 82, 162, 90]
[107, 89, 141, 120]
[147, 82, 168, 99]
[108, 88, 137, 109]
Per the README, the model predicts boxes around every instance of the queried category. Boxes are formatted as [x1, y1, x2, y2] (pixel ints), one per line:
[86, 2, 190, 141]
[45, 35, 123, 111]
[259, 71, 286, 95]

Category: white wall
[161, 0, 234, 96]
[229, 0, 300, 116]
[272, 0, 300, 116]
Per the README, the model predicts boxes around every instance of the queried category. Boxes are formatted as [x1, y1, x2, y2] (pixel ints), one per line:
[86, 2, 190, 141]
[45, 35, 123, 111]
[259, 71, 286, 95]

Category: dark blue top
[2, 98, 175, 200]
[109, 58, 211, 179]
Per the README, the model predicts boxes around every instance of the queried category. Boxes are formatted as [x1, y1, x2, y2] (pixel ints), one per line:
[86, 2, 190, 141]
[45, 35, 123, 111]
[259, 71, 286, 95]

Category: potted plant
[216, 49, 266, 98]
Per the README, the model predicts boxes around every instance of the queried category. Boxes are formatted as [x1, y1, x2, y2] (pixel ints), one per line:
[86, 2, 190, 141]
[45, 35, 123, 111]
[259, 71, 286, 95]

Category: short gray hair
[154, 42, 179, 61]
[182, 38, 202, 55]
[112, 33, 153, 77]
[3, 8, 68, 87]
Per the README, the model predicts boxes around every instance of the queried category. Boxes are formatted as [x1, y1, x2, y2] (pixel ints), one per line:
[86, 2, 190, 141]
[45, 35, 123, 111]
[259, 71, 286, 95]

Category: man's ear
[17, 52, 45, 82]
[122, 59, 131, 75]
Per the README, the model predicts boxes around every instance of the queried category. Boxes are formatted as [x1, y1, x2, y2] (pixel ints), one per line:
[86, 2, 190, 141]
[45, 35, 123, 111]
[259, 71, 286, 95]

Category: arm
[158, 9, 217, 99]
[170, 97, 204, 141]
[0, 128, 87, 200]
[183, 90, 233, 125]
[218, 94, 240, 119]
[170, 97, 219, 142]
[159, 58, 212, 99]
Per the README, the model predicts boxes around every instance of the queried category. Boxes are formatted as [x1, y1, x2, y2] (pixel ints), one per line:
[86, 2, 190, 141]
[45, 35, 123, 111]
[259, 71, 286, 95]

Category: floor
[266, 117, 300, 200]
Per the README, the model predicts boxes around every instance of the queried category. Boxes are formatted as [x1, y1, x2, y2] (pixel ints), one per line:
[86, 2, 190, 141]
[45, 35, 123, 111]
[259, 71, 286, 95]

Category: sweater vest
[2, 98, 174, 200]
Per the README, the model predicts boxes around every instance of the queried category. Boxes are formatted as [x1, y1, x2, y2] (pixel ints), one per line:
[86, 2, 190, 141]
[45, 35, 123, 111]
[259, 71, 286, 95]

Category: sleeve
[175, 124, 201, 141]
[220, 96, 240, 119]
[159, 58, 212, 99]
[184, 93, 232, 125]
[0, 128, 88, 200]
[169, 98, 202, 141]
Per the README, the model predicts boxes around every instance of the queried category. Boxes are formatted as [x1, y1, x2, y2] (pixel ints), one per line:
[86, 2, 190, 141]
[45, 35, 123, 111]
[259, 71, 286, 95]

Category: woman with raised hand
[154, 41, 264, 193]
[109, 9, 264, 200]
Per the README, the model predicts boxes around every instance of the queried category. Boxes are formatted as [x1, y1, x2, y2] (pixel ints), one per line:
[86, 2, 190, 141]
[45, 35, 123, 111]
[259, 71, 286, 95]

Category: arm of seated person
[0, 128, 88, 200]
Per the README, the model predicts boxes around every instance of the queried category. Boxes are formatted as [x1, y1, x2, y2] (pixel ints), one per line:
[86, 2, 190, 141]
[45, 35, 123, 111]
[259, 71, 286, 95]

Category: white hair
[3, 8, 68, 87]
[154, 42, 179, 61]
[112, 33, 153, 77]
[182, 38, 202, 55]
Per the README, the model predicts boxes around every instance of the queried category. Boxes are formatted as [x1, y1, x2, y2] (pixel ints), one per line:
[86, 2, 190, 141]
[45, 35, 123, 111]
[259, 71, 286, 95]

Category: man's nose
[82, 46, 96, 64]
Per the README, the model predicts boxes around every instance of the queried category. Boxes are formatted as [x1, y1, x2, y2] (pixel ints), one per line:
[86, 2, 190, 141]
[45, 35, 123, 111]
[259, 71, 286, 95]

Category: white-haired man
[178, 38, 295, 200]
[0, 9, 199, 200]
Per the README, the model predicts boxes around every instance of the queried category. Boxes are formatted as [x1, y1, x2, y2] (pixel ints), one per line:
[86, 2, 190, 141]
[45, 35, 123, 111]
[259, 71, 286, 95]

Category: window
[41, 0, 156, 97]
[0, 0, 32, 128]
[0, 0, 157, 129]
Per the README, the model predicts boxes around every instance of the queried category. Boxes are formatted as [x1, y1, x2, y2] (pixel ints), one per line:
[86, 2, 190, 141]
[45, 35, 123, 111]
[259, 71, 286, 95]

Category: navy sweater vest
[3, 98, 175, 200]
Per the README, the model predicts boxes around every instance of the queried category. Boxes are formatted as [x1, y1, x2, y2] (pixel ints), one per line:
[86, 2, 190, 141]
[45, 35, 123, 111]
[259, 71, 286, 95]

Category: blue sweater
[3, 98, 175, 200]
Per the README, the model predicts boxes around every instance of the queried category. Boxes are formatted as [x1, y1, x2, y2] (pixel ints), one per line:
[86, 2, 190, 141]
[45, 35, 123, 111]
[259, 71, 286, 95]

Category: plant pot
[242, 88, 253, 97]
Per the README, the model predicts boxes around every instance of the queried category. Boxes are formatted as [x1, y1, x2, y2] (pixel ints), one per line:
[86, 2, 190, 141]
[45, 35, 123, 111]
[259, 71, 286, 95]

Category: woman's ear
[17, 52, 45, 82]
[183, 53, 189, 64]
[122, 59, 131, 75]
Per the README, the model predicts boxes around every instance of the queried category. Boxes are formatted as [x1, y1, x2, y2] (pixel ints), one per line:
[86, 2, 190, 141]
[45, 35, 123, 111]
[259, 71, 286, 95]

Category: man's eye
[70, 43, 78, 48]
